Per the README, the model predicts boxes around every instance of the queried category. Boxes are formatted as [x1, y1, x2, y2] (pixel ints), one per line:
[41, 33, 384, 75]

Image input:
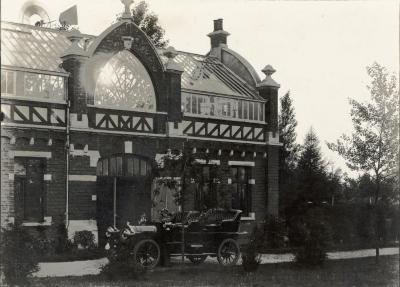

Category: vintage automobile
[104, 208, 243, 270]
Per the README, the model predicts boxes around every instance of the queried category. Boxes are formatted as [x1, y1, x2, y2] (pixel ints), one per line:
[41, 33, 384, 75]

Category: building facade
[1, 9, 281, 243]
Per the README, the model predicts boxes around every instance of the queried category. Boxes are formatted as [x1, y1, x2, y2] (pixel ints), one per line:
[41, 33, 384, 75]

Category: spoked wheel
[187, 255, 207, 264]
[217, 239, 240, 266]
[133, 239, 160, 270]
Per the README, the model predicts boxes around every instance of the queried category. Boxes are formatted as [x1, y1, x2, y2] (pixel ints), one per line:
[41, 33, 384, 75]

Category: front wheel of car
[133, 239, 160, 271]
[217, 238, 240, 266]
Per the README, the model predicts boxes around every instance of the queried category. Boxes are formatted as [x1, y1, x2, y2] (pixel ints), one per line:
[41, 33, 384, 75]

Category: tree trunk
[374, 179, 380, 264]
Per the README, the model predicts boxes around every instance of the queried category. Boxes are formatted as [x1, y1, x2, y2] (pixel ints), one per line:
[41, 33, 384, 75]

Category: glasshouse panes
[95, 50, 156, 111]
[182, 92, 264, 122]
[24, 72, 65, 100]
[1, 70, 15, 95]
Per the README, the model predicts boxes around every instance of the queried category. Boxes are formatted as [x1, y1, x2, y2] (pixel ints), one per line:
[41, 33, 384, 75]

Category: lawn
[33, 255, 399, 287]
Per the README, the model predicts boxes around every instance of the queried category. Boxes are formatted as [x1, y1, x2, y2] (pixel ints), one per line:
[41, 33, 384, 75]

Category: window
[1, 70, 15, 95]
[24, 72, 65, 100]
[14, 158, 45, 222]
[96, 156, 151, 177]
[230, 166, 251, 216]
[95, 50, 156, 111]
[195, 165, 218, 211]
[182, 92, 265, 122]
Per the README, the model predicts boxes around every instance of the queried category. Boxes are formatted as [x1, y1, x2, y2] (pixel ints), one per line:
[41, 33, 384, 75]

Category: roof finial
[257, 64, 280, 89]
[164, 46, 183, 72]
[120, 0, 134, 19]
[262, 65, 276, 77]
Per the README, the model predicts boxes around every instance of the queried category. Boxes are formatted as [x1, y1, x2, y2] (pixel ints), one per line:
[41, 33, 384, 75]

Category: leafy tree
[279, 91, 300, 213]
[131, 1, 169, 48]
[328, 62, 399, 261]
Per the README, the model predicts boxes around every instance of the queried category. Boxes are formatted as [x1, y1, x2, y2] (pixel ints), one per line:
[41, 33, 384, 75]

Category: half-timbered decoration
[1, 3, 281, 245]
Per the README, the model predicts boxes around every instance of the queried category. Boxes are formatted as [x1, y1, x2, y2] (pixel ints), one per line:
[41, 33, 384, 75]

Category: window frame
[14, 157, 46, 223]
[195, 165, 219, 211]
[182, 92, 266, 123]
[230, 166, 252, 216]
[23, 71, 66, 101]
[1, 69, 16, 96]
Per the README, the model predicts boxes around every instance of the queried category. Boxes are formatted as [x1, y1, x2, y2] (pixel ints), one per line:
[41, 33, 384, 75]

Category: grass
[32, 255, 399, 287]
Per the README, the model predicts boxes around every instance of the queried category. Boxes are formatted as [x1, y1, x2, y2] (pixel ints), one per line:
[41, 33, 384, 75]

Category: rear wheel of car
[187, 255, 207, 264]
[217, 238, 240, 266]
[133, 239, 160, 271]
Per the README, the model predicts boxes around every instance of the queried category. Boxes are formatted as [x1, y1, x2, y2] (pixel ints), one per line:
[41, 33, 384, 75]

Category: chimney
[207, 18, 230, 49]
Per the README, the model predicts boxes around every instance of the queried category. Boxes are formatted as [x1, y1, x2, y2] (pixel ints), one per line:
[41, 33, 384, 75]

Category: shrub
[241, 227, 261, 272]
[0, 225, 40, 285]
[355, 204, 375, 244]
[55, 224, 75, 254]
[73, 230, 95, 249]
[100, 243, 143, 280]
[290, 207, 332, 266]
[264, 215, 287, 249]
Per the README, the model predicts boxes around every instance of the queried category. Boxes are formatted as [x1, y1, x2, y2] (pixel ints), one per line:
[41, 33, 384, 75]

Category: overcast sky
[2, 0, 399, 177]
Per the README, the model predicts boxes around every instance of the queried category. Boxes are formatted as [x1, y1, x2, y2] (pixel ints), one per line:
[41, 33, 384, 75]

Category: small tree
[292, 207, 332, 266]
[296, 128, 329, 203]
[131, 1, 169, 48]
[328, 62, 399, 262]
[279, 91, 300, 214]
[279, 91, 299, 171]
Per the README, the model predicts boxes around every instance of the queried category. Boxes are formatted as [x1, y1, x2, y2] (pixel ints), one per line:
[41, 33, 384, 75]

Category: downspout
[65, 98, 71, 228]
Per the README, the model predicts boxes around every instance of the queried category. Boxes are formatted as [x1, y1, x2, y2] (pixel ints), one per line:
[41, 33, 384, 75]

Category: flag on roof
[59, 5, 78, 26]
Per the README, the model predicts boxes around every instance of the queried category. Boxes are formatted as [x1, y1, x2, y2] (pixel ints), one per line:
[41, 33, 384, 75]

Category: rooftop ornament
[120, 0, 134, 20]
[257, 65, 280, 89]
[164, 46, 183, 72]
[61, 28, 87, 58]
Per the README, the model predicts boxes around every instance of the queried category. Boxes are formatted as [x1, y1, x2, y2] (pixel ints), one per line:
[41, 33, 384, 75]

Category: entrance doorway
[96, 154, 152, 246]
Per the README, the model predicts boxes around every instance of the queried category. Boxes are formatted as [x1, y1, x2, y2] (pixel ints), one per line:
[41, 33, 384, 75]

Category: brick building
[1, 7, 281, 243]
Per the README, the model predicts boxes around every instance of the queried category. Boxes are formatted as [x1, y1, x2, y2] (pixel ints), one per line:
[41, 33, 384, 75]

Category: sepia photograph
[0, 0, 399, 286]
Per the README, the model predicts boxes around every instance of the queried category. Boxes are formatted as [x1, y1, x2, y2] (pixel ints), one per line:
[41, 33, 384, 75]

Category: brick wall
[1, 128, 67, 229]
[267, 145, 279, 216]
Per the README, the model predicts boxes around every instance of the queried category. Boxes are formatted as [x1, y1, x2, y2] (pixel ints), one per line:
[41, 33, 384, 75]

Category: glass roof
[159, 51, 260, 100]
[1, 22, 85, 73]
[1, 21, 261, 100]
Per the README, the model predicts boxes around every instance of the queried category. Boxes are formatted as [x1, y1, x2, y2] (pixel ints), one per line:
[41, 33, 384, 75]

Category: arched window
[95, 50, 156, 111]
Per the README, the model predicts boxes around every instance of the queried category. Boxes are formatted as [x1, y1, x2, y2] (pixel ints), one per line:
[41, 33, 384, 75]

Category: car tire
[217, 238, 240, 266]
[133, 239, 160, 271]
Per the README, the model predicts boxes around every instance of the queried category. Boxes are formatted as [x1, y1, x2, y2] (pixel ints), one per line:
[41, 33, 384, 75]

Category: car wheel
[133, 239, 160, 271]
[217, 238, 240, 266]
[187, 255, 207, 264]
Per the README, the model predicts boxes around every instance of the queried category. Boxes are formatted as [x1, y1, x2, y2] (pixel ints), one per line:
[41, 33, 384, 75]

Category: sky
[2, 0, 399, 177]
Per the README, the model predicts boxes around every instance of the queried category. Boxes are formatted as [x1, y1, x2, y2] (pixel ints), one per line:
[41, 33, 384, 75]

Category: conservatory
[1, 4, 281, 244]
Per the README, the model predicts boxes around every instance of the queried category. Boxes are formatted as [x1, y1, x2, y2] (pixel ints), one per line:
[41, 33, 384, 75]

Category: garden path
[33, 247, 399, 278]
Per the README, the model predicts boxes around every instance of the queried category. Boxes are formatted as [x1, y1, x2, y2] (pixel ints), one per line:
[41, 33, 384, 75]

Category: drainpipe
[113, 177, 117, 228]
[65, 99, 71, 228]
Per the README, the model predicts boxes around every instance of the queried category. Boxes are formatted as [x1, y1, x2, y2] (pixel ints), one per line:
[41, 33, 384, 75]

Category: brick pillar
[165, 69, 183, 122]
[60, 30, 89, 114]
[257, 65, 280, 216]
[163, 47, 184, 136]
[62, 57, 88, 114]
